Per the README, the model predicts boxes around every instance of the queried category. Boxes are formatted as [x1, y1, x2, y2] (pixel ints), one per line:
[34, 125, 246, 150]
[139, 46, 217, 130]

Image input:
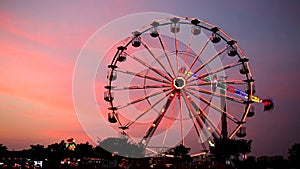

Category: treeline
[0, 139, 299, 169]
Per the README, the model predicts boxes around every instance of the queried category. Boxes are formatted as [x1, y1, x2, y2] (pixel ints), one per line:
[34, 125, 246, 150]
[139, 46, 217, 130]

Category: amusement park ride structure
[103, 16, 274, 157]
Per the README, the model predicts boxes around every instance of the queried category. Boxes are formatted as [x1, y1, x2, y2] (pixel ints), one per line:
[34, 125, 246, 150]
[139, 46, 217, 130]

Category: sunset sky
[1, 0, 300, 157]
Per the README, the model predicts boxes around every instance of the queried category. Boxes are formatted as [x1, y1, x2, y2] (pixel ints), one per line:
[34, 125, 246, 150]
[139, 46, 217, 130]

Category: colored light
[186, 71, 263, 104]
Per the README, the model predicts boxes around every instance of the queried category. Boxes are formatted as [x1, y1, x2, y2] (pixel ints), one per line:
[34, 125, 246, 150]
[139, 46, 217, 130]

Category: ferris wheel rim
[103, 16, 254, 156]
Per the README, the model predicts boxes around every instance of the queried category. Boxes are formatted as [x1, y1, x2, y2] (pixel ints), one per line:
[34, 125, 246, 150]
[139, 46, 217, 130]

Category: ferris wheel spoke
[183, 33, 194, 64]
[218, 80, 247, 85]
[192, 117, 208, 150]
[178, 93, 185, 145]
[187, 86, 246, 104]
[158, 34, 176, 76]
[182, 90, 221, 137]
[141, 41, 174, 80]
[140, 91, 176, 146]
[125, 52, 172, 82]
[187, 81, 212, 87]
[117, 88, 172, 110]
[116, 69, 170, 84]
[184, 36, 211, 79]
[181, 91, 217, 139]
[121, 130, 140, 145]
[185, 89, 241, 124]
[174, 24, 180, 75]
[188, 79, 246, 87]
[186, 46, 228, 81]
[182, 93, 208, 150]
[229, 124, 244, 139]
[112, 84, 171, 90]
[127, 90, 174, 128]
[189, 62, 242, 83]
[162, 97, 177, 147]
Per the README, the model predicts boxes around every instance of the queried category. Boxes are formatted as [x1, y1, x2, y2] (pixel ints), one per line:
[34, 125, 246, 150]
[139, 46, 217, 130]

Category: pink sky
[1, 1, 300, 157]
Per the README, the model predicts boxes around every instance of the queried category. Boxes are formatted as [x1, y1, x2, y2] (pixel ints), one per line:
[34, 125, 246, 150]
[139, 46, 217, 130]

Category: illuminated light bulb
[209, 140, 215, 147]
[142, 140, 146, 144]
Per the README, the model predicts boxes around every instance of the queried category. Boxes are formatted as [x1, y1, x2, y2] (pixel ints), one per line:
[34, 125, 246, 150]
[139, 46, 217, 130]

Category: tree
[45, 140, 67, 168]
[0, 144, 8, 158]
[74, 142, 94, 159]
[288, 143, 300, 168]
[210, 139, 252, 160]
[28, 144, 46, 160]
[98, 137, 144, 158]
[172, 144, 192, 169]
[173, 144, 190, 159]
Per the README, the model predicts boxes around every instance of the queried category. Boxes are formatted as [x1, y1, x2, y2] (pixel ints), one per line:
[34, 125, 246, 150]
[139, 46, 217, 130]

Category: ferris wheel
[103, 17, 273, 156]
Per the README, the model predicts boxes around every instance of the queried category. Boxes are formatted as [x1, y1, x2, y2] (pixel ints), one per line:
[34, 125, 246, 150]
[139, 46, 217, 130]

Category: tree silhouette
[210, 139, 252, 161]
[74, 142, 94, 159]
[0, 144, 8, 159]
[28, 144, 46, 160]
[45, 140, 68, 168]
[98, 137, 144, 158]
[288, 143, 300, 168]
[94, 145, 111, 158]
[172, 144, 192, 169]
[173, 144, 190, 159]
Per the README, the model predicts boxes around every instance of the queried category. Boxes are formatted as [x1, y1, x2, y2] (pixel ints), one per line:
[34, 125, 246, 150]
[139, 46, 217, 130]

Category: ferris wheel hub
[173, 77, 186, 90]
